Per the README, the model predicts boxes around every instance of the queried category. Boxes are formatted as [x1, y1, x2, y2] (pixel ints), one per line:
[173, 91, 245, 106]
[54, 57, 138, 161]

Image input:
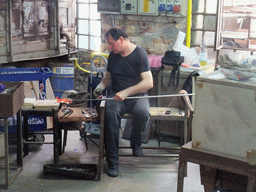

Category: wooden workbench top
[149, 107, 184, 118]
[58, 107, 99, 123]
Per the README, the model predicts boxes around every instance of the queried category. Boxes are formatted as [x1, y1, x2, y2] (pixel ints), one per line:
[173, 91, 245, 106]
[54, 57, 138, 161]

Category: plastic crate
[0, 116, 47, 134]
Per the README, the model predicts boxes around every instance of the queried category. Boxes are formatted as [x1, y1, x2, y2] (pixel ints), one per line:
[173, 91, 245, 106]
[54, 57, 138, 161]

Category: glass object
[199, 36, 208, 66]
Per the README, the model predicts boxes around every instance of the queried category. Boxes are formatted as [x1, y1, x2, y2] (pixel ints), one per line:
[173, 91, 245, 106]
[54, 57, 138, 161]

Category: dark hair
[104, 27, 128, 41]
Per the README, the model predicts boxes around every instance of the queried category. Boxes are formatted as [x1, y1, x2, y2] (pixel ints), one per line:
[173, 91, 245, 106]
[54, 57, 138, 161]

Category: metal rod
[85, 93, 195, 101]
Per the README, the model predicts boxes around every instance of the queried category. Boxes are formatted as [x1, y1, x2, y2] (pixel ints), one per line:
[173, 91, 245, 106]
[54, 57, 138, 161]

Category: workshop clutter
[148, 55, 162, 68]
[218, 53, 256, 80]
[173, 31, 200, 67]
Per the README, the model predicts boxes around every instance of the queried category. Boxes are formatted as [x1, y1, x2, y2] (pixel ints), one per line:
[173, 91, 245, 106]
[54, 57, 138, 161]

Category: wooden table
[177, 142, 256, 192]
[22, 107, 59, 163]
[57, 102, 105, 181]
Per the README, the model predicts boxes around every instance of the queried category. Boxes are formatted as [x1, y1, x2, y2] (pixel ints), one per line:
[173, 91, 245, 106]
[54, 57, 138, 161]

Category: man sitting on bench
[93, 27, 153, 177]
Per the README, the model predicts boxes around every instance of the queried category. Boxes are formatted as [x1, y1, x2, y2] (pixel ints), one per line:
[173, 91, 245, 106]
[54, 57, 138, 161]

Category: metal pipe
[186, 0, 192, 48]
[7, 0, 12, 62]
[60, 32, 71, 59]
[84, 93, 195, 101]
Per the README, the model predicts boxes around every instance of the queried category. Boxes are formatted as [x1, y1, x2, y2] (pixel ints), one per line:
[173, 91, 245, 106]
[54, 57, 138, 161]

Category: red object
[57, 98, 73, 104]
[173, 4, 181, 13]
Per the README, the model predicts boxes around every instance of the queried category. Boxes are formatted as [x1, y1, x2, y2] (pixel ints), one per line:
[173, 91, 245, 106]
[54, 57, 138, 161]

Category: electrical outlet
[121, 0, 138, 14]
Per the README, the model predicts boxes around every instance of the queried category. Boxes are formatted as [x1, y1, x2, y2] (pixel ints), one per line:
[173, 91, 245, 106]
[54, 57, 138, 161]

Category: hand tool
[61, 107, 73, 119]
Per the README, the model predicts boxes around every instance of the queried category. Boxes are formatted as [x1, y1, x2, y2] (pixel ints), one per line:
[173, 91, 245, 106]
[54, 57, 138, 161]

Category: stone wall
[100, 14, 187, 56]
[74, 14, 188, 92]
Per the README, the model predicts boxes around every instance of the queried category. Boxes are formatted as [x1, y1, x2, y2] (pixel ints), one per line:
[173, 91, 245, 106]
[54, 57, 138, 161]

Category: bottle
[199, 36, 208, 66]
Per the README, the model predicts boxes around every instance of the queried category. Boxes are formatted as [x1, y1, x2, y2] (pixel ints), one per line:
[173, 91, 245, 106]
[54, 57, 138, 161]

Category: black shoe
[132, 145, 144, 157]
[106, 164, 119, 177]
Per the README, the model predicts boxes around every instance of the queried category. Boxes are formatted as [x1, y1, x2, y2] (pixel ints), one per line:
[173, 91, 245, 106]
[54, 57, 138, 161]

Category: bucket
[48, 63, 74, 98]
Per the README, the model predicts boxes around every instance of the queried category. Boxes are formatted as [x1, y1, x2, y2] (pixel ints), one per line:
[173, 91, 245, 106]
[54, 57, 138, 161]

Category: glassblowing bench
[21, 106, 59, 163]
[56, 101, 105, 181]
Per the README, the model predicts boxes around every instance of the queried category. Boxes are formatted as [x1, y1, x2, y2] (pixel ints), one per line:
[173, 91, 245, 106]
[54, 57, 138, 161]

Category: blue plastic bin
[48, 63, 74, 98]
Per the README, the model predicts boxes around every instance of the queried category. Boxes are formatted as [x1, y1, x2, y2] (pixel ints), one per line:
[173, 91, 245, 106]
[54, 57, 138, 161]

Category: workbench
[57, 102, 105, 181]
[56, 95, 192, 180]
[177, 142, 256, 192]
[22, 106, 59, 163]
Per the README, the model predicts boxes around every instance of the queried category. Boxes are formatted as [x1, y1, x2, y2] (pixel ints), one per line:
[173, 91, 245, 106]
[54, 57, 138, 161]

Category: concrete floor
[0, 130, 205, 192]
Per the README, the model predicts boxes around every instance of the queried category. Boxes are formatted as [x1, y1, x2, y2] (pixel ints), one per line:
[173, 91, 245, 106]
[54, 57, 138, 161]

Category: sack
[182, 70, 199, 94]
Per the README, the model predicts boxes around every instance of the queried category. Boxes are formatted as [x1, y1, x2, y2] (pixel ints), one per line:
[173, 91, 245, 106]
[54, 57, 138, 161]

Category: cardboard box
[0, 82, 24, 118]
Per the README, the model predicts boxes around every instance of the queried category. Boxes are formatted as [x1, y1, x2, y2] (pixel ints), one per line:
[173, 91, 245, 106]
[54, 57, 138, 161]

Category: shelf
[221, 31, 256, 39]
[216, 1, 256, 53]
[0, 67, 53, 82]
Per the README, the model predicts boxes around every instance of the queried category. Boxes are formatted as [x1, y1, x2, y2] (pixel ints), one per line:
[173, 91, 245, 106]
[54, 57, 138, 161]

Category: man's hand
[114, 90, 129, 101]
[93, 84, 104, 98]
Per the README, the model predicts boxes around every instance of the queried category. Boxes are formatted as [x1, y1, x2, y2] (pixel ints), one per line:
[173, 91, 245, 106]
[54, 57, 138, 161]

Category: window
[191, 0, 218, 61]
[191, 0, 256, 63]
[76, 0, 101, 51]
[216, 0, 256, 52]
[191, 0, 218, 48]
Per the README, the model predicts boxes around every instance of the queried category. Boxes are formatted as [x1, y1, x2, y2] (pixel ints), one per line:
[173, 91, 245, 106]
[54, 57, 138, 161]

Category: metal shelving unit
[0, 67, 53, 93]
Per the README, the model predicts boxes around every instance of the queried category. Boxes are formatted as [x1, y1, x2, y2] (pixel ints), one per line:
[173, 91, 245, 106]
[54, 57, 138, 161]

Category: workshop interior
[0, 0, 256, 191]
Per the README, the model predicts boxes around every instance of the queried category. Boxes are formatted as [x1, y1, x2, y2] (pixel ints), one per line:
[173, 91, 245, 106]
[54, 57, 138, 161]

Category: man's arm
[114, 71, 153, 101]
[98, 71, 112, 89]
[93, 71, 112, 98]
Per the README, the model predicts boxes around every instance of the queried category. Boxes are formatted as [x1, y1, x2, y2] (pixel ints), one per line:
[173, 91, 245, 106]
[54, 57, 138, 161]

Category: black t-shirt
[107, 46, 151, 93]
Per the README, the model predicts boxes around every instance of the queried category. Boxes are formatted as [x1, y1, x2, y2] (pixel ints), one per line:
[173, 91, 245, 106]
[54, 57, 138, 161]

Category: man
[93, 27, 153, 177]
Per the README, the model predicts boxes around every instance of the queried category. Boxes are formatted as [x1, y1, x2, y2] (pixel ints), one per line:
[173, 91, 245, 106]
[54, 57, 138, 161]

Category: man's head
[105, 27, 128, 41]
[105, 27, 128, 54]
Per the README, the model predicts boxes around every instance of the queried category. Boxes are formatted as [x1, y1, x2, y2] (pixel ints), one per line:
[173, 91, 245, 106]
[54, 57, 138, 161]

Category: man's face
[106, 35, 122, 54]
